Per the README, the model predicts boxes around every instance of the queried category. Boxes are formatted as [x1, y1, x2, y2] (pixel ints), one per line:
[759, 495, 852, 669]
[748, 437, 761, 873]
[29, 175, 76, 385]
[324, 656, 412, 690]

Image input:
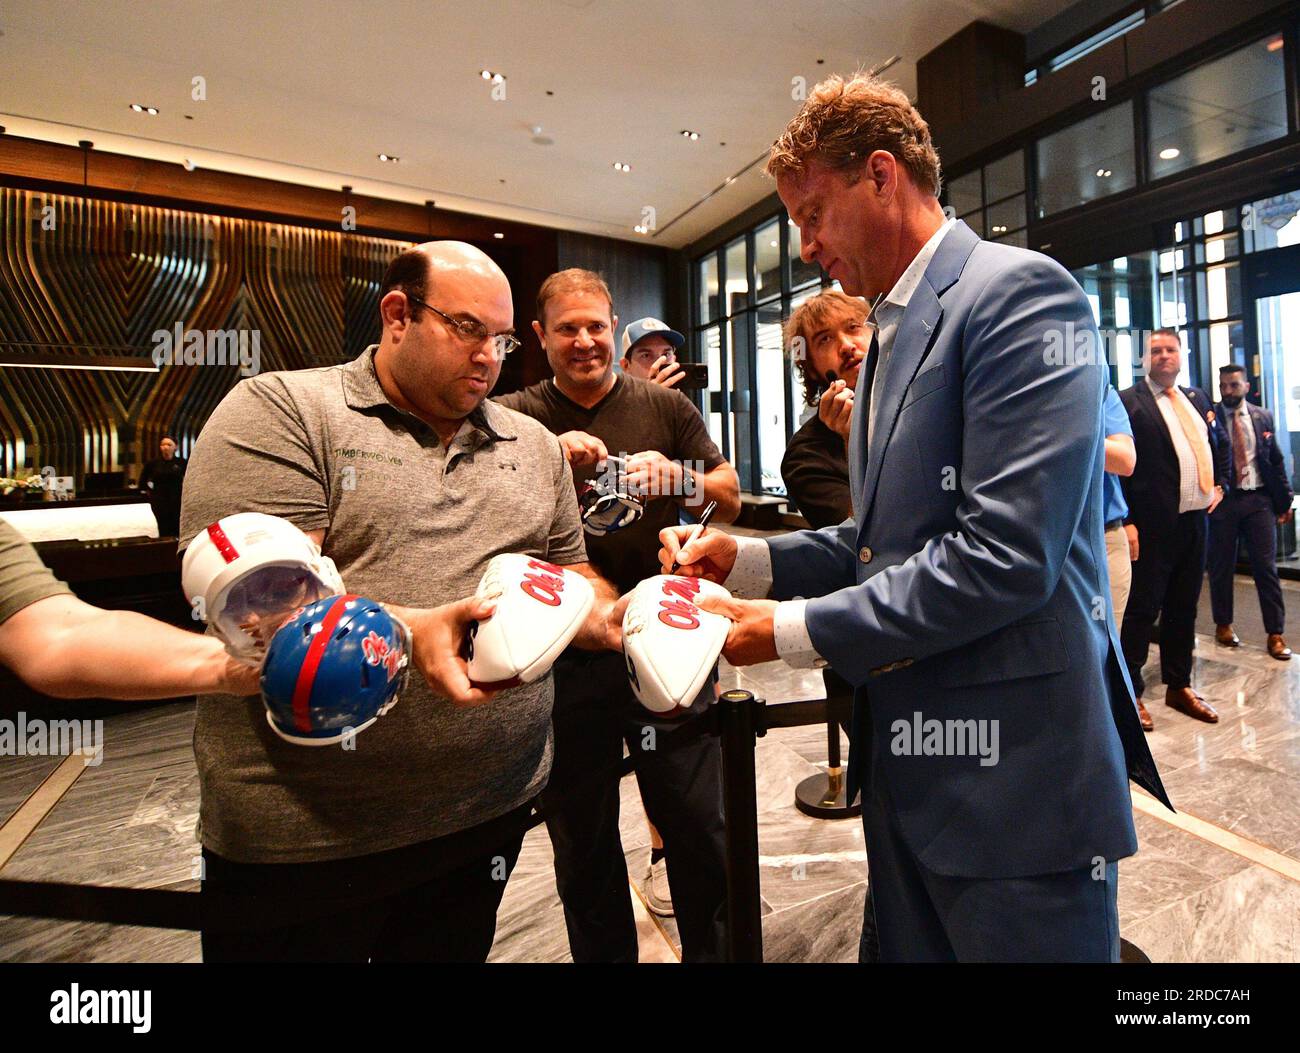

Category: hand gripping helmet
[578, 457, 645, 537]
[182, 513, 345, 661]
[259, 594, 411, 746]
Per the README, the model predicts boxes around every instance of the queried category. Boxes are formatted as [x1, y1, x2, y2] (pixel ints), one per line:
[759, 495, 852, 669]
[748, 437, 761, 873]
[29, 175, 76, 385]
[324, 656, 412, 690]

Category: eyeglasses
[408, 297, 521, 356]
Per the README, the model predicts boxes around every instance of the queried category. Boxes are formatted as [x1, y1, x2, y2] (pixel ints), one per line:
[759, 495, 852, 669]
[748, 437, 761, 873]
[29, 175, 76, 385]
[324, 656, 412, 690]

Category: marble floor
[1, 576, 1297, 963]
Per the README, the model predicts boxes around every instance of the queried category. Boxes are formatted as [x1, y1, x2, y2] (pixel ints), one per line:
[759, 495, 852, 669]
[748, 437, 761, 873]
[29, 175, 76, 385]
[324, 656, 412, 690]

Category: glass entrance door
[1252, 290, 1300, 567]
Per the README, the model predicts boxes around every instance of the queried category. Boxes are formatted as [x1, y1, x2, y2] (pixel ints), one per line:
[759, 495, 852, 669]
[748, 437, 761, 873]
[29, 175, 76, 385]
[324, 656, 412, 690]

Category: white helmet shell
[182, 513, 345, 661]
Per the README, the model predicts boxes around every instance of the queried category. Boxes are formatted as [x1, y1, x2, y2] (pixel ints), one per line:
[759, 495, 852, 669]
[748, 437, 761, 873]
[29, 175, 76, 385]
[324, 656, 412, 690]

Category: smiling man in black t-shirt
[495, 268, 739, 962]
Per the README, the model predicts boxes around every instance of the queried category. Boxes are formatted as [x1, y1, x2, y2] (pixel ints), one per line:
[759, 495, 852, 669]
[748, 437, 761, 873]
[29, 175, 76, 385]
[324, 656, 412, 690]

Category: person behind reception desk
[0, 518, 258, 699]
[660, 71, 1169, 962]
[139, 436, 186, 537]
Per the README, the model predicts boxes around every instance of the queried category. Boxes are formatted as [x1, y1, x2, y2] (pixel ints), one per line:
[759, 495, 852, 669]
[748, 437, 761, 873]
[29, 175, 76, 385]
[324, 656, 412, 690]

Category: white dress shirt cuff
[725, 536, 774, 598]
[774, 599, 827, 669]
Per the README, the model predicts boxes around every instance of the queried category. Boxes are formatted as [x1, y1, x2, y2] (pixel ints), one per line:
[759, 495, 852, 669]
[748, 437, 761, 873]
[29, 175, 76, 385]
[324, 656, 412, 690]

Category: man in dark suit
[139, 435, 186, 538]
[780, 290, 870, 529]
[661, 72, 1168, 962]
[1119, 330, 1229, 730]
[1208, 363, 1294, 660]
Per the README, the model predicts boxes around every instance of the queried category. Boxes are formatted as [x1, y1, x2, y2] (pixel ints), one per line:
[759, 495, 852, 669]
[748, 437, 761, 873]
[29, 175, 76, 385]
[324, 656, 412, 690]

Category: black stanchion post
[716, 688, 764, 962]
[794, 691, 860, 819]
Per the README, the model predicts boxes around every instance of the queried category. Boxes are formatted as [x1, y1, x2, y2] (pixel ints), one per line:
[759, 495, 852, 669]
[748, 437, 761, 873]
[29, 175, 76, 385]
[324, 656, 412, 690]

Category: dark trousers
[1208, 489, 1285, 635]
[151, 497, 180, 539]
[862, 779, 1119, 962]
[544, 650, 727, 962]
[200, 806, 528, 962]
[1121, 510, 1207, 697]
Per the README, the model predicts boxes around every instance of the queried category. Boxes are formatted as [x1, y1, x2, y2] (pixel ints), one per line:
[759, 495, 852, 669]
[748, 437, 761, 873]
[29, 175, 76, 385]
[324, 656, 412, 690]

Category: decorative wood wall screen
[0, 187, 412, 481]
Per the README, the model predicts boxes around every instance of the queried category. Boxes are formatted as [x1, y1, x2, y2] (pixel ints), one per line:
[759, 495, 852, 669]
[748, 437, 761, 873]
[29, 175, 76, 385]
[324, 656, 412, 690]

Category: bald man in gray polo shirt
[180, 241, 623, 963]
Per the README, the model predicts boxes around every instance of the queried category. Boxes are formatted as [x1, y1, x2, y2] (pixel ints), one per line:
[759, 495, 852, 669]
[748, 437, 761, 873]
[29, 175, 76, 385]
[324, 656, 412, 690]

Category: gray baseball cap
[621, 317, 686, 356]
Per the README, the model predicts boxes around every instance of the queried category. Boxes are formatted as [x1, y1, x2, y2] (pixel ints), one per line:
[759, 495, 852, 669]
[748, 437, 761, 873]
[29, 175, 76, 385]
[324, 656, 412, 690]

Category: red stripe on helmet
[290, 594, 357, 733]
[206, 522, 241, 564]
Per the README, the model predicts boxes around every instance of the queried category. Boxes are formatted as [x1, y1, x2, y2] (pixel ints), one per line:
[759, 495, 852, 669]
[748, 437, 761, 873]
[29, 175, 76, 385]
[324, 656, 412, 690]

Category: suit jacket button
[858, 546, 873, 564]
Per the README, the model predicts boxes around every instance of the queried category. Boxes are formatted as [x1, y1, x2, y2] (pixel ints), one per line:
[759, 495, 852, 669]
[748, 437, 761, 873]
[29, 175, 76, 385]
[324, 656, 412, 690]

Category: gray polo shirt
[179, 346, 585, 864]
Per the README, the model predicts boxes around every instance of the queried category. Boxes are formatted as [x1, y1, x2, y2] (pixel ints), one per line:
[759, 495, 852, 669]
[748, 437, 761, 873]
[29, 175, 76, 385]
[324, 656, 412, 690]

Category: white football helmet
[182, 513, 345, 661]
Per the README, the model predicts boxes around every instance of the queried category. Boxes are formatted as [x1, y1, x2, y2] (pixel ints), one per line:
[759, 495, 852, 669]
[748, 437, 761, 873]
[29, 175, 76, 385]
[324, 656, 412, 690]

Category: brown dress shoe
[1267, 634, 1292, 661]
[1215, 624, 1240, 647]
[1166, 686, 1219, 723]
[1136, 698, 1154, 732]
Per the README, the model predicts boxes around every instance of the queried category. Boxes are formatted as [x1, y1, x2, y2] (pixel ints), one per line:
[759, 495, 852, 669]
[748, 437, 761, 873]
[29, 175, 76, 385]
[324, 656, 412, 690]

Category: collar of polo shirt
[343, 345, 516, 442]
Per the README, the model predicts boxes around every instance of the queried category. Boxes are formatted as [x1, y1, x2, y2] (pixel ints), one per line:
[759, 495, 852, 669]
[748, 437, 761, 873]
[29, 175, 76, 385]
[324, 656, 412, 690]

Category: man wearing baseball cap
[621, 317, 687, 389]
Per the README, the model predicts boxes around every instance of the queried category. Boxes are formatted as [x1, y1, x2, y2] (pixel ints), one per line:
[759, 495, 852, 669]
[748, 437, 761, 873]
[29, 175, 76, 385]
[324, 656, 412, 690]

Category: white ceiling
[0, 0, 1072, 249]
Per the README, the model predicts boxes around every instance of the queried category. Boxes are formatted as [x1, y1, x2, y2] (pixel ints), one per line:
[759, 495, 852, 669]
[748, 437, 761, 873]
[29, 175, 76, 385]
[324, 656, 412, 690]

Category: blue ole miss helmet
[259, 594, 411, 745]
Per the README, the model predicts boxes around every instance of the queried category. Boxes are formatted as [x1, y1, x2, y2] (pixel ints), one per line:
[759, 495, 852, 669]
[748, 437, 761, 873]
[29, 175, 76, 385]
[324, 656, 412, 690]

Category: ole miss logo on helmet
[362, 630, 403, 680]
[520, 558, 568, 607]
[658, 578, 703, 630]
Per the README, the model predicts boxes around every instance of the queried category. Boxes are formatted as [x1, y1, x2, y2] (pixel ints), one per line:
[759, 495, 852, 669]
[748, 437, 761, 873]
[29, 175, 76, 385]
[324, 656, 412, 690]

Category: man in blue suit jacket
[659, 73, 1169, 962]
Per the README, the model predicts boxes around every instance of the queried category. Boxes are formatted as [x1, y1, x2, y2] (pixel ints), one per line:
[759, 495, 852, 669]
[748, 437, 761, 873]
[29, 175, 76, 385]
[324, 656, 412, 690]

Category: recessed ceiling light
[769, 240, 778, 247]
[612, 162, 630, 172]
[493, 232, 504, 239]
[377, 153, 399, 163]
[633, 224, 649, 234]
[1159, 147, 1180, 160]
[680, 130, 700, 140]
[130, 103, 158, 114]
[146, 106, 158, 115]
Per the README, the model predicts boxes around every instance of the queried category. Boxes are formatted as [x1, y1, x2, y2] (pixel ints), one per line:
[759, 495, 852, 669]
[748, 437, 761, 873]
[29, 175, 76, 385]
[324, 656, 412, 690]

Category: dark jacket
[781, 413, 852, 529]
[1119, 381, 1228, 537]
[1214, 400, 1294, 517]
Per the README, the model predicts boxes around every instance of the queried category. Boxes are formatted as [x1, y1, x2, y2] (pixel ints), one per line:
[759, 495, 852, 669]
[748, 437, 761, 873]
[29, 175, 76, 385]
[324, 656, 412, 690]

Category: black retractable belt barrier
[0, 694, 834, 960]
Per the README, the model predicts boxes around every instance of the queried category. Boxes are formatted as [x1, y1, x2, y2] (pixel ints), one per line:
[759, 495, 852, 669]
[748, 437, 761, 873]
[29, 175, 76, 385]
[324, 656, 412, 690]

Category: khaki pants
[1105, 524, 1132, 627]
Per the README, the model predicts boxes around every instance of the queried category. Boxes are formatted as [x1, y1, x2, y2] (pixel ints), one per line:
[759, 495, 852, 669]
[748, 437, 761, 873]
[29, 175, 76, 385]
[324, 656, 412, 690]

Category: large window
[1147, 35, 1288, 181]
[1036, 102, 1137, 218]
[1243, 190, 1300, 252]
[945, 150, 1027, 244]
[1044, 9, 1146, 75]
[1072, 253, 1158, 391]
[692, 209, 833, 495]
[1073, 207, 1251, 393]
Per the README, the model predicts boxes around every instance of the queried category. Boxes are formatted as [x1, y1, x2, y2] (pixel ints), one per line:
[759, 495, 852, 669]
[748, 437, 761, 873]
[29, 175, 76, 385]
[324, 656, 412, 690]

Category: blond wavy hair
[766, 73, 941, 196]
